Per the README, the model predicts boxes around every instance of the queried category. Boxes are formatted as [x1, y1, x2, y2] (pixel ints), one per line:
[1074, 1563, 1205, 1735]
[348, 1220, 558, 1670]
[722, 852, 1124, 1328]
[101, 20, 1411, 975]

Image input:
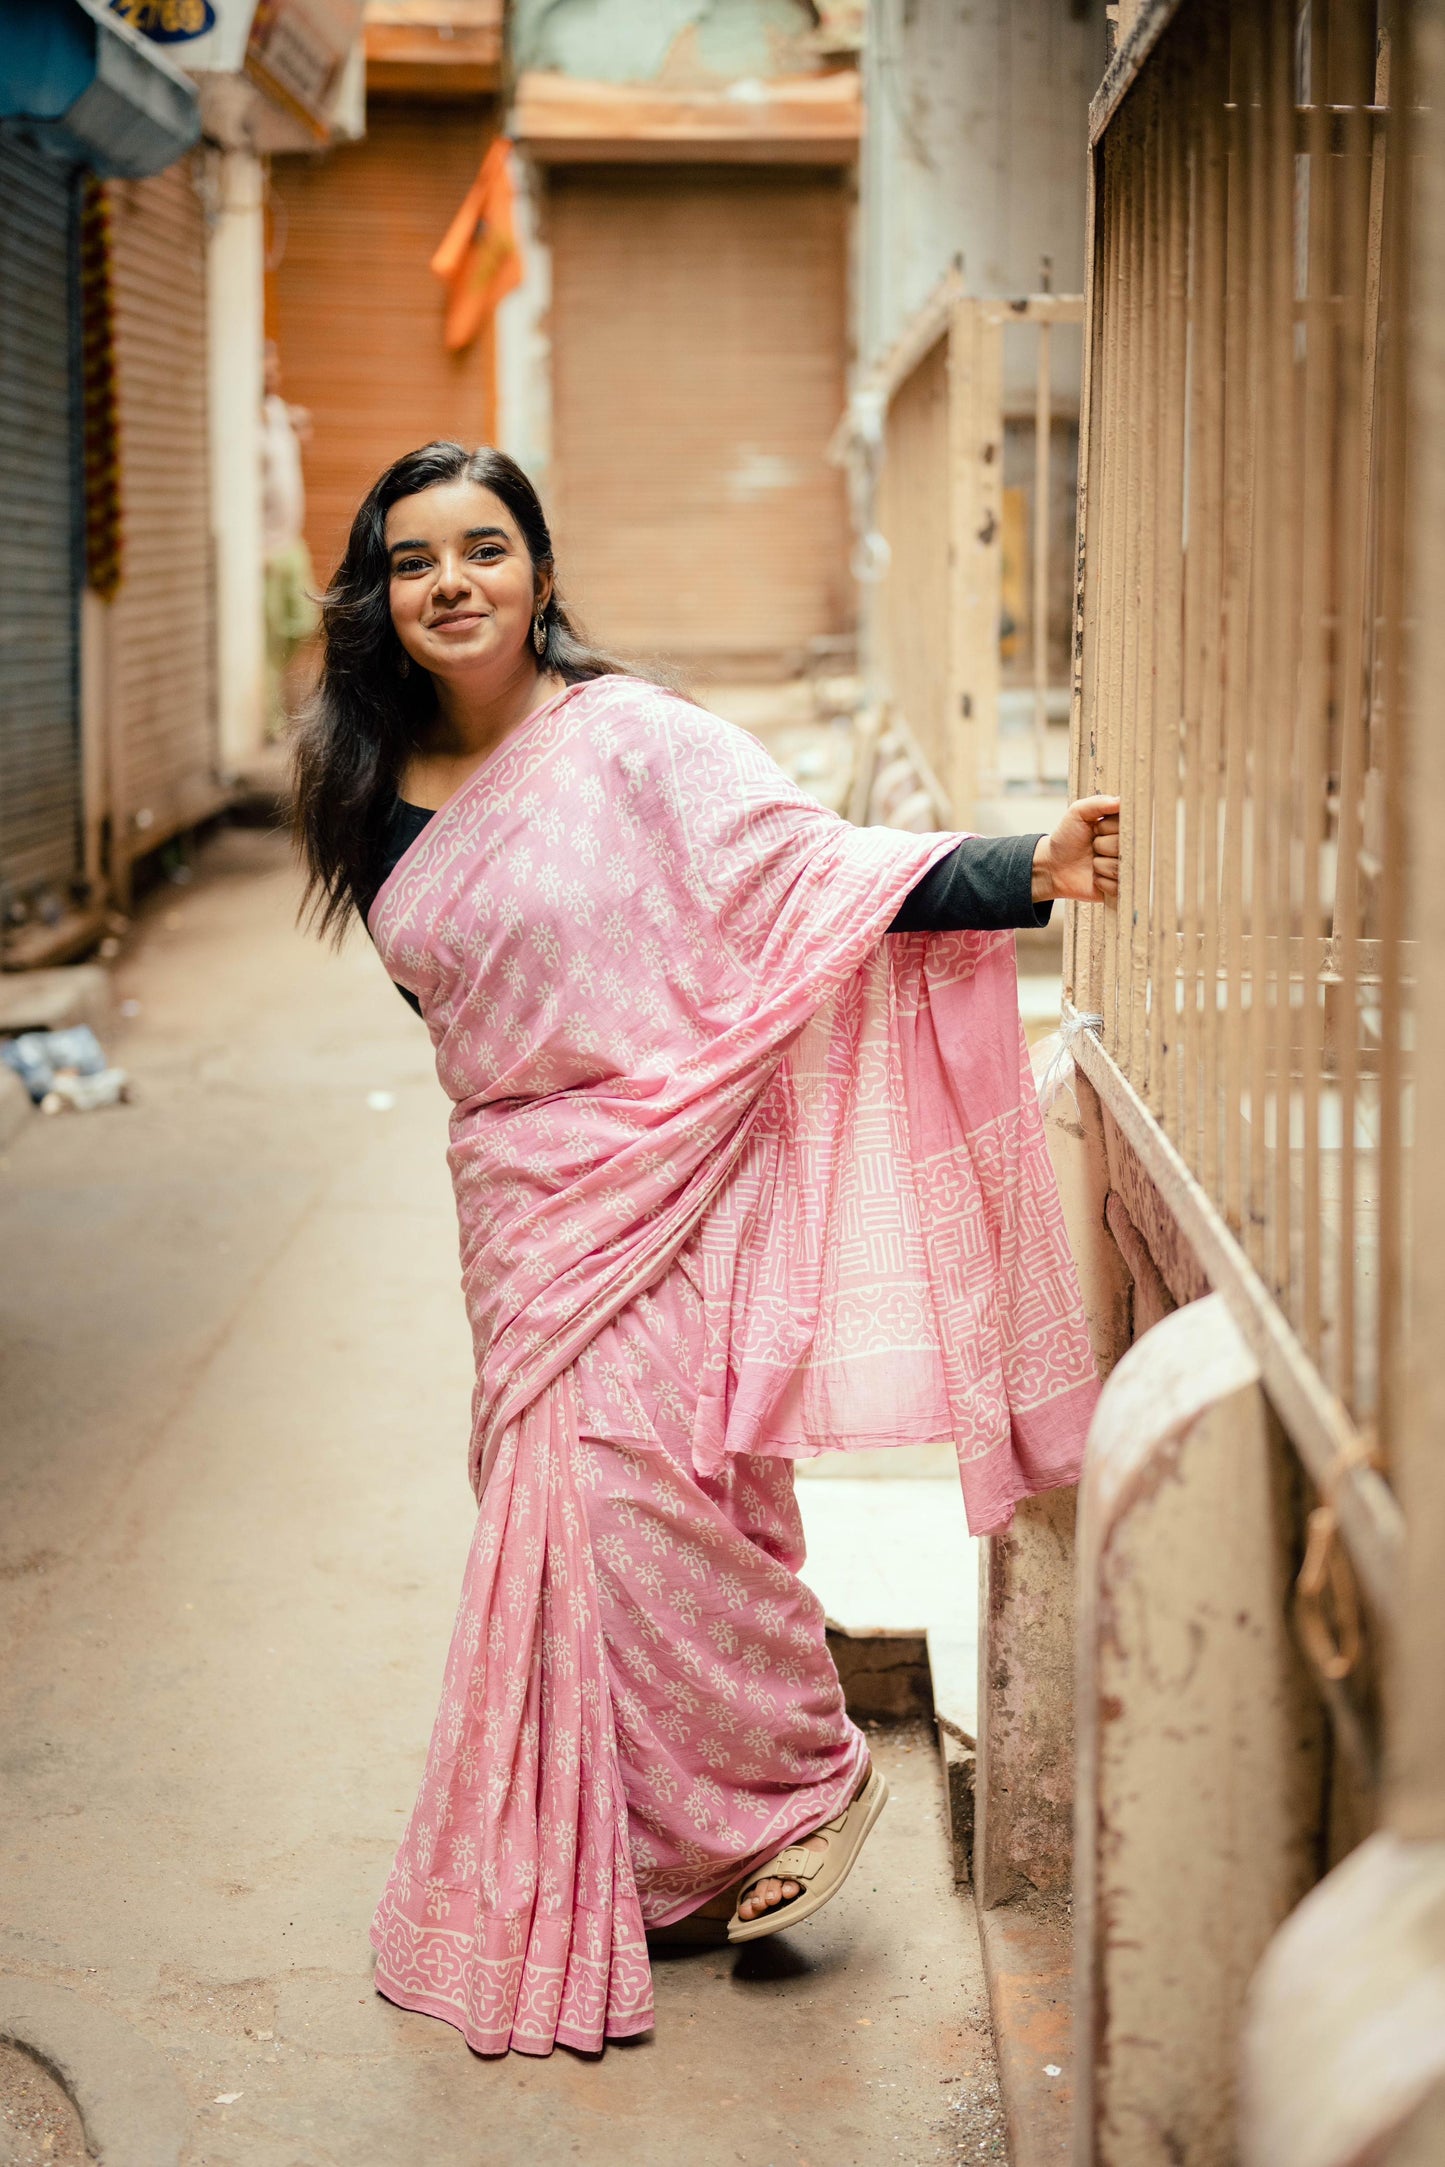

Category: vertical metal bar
[1357, 22, 1392, 1422]
[1177, 49, 1203, 1167]
[1127, 91, 1159, 1096]
[1107, 129, 1143, 1058]
[1264, 0, 1300, 1311]
[1297, 1, 1336, 1365]
[1220, 20, 1256, 1245]
[1195, 27, 1229, 1203]
[1328, 6, 1375, 1411]
[1068, 153, 1103, 1012]
[1092, 146, 1125, 1039]
[1373, 17, 1406, 1468]
[1033, 318, 1053, 788]
[1242, 2, 1274, 1281]
[1135, 87, 1163, 1109]
[1153, 48, 1189, 1139]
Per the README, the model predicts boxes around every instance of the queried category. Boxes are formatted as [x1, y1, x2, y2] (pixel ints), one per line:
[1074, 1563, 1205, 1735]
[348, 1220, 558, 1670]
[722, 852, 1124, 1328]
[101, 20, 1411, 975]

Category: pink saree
[367, 677, 1097, 2056]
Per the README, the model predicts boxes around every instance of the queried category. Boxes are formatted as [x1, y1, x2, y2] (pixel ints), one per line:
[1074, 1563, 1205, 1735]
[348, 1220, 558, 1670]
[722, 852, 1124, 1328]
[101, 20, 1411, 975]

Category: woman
[294, 441, 1117, 2060]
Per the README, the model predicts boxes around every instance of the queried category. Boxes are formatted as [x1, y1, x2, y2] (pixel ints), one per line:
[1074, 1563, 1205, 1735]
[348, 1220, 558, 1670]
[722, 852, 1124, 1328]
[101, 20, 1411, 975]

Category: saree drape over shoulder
[367, 677, 1098, 2056]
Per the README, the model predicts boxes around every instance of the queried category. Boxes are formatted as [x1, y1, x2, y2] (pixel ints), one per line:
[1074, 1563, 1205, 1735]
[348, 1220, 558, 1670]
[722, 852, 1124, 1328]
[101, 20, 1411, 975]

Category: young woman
[294, 441, 1117, 2061]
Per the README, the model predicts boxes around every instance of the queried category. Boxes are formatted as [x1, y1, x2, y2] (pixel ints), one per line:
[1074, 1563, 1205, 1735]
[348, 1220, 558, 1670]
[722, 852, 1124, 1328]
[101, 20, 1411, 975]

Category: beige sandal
[727, 1767, 890, 1944]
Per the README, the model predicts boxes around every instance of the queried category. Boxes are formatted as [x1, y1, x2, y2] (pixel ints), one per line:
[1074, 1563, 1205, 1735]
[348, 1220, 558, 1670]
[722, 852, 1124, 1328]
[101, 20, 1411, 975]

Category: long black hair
[293, 441, 630, 941]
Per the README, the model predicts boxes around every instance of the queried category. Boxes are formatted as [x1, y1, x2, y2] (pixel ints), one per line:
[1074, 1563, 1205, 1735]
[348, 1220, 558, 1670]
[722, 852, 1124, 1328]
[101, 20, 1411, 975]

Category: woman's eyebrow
[387, 527, 508, 557]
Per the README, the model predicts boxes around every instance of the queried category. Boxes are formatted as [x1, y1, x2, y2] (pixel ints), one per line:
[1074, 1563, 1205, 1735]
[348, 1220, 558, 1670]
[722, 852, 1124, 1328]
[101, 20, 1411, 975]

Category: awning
[510, 68, 861, 166]
[0, 0, 201, 178]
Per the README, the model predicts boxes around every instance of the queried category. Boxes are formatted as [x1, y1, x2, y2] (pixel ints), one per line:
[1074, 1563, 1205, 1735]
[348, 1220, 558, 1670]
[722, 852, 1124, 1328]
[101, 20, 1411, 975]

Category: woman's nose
[433, 553, 471, 602]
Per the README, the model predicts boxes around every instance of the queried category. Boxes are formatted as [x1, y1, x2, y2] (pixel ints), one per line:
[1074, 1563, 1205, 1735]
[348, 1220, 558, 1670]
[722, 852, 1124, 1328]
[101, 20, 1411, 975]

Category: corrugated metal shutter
[0, 139, 83, 907]
[108, 157, 220, 874]
[547, 167, 851, 677]
[269, 104, 500, 586]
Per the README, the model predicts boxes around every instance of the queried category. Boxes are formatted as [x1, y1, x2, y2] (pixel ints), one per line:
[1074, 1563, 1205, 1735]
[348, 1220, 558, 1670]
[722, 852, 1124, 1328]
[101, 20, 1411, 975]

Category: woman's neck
[402, 659, 564, 808]
[431, 654, 557, 759]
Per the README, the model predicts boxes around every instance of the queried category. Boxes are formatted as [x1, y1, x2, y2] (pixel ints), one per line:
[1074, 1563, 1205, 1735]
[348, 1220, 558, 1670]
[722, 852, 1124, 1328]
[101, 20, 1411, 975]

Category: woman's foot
[734, 1763, 873, 1924]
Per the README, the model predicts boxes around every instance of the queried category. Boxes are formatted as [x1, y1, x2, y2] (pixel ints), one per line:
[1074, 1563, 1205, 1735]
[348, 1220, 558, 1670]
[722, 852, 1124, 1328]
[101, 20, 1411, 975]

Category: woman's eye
[394, 558, 429, 575]
[470, 545, 504, 563]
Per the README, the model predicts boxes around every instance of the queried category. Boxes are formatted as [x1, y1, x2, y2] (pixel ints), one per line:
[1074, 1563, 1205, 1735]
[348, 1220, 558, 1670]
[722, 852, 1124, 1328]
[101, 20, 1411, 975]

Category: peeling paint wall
[510, 0, 821, 86]
[860, 0, 1106, 370]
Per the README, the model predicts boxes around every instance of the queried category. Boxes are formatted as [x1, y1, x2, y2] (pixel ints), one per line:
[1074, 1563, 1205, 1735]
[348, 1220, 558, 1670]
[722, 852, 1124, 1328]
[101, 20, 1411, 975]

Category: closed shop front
[0, 137, 84, 928]
[107, 154, 222, 888]
[269, 102, 501, 586]
[546, 166, 851, 679]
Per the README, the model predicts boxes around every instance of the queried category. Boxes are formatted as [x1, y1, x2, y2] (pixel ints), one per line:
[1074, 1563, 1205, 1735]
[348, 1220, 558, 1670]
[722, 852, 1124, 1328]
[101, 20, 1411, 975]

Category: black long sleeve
[369, 801, 1050, 1017]
[888, 834, 1051, 933]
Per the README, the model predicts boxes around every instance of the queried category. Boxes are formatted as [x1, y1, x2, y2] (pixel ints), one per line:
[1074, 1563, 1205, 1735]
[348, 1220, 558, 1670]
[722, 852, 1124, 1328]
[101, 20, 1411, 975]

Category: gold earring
[533, 610, 547, 656]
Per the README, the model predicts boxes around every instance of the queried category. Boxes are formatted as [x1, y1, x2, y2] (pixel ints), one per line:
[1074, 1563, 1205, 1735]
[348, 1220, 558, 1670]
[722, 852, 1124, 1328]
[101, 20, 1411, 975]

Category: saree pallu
[368, 678, 1099, 2054]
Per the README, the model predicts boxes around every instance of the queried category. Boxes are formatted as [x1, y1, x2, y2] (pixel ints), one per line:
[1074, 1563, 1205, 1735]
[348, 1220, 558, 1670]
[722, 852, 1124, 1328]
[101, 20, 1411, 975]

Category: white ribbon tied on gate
[1035, 1009, 1105, 1118]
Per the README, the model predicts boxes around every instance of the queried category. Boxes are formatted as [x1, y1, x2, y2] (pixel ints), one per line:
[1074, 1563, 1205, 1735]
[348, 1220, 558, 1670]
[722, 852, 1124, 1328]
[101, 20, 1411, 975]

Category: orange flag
[430, 139, 524, 354]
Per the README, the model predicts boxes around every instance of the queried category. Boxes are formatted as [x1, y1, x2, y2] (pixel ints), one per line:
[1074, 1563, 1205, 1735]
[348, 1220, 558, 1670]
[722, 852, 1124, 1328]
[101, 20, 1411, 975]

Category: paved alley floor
[0, 828, 1003, 2167]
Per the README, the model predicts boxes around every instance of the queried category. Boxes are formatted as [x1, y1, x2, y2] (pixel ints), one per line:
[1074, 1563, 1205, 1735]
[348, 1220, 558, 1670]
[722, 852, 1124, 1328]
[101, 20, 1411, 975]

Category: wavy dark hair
[293, 441, 630, 941]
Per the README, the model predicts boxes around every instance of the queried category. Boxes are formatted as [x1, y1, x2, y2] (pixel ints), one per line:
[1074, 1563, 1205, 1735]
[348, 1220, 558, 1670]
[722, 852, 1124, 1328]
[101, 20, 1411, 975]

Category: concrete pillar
[206, 148, 266, 779]
[972, 1061, 1132, 1911]
[1074, 1295, 1326, 2165]
[975, 1484, 1079, 1908]
[972, 1066, 1126, 1908]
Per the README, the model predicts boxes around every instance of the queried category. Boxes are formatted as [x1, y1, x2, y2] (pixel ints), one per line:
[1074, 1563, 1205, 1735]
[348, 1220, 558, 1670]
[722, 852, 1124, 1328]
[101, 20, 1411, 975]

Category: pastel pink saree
[367, 677, 1097, 2055]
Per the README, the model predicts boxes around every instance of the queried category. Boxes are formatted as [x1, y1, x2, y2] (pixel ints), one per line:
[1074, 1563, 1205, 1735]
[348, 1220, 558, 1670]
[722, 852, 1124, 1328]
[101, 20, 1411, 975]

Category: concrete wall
[859, 0, 1105, 372]
[510, 0, 820, 86]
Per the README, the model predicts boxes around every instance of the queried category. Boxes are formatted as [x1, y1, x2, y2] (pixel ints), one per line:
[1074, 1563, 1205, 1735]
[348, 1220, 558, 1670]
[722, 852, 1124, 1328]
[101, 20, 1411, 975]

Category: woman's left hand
[1032, 796, 1121, 904]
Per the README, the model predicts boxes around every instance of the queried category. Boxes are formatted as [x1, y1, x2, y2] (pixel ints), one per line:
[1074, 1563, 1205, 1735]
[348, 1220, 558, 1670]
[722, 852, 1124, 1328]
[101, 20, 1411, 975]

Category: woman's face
[384, 478, 547, 686]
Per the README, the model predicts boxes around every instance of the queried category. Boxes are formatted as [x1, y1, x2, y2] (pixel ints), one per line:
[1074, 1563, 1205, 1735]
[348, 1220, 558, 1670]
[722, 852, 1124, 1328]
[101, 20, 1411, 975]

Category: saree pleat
[371, 1256, 868, 2053]
[372, 1378, 653, 2056]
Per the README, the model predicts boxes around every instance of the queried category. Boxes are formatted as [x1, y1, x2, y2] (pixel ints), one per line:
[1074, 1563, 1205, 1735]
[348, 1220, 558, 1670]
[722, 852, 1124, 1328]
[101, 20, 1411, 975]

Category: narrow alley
[0, 827, 1004, 2167]
[6, 0, 1445, 2160]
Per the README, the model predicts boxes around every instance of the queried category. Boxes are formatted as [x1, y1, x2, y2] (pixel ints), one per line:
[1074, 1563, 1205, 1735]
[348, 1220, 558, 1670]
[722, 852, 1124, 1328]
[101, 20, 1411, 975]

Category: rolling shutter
[108, 157, 221, 876]
[0, 138, 83, 909]
[547, 166, 851, 678]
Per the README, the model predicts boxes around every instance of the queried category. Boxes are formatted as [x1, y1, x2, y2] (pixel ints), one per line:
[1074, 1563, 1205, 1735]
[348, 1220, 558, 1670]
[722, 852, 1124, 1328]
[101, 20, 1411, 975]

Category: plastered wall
[859, 0, 1105, 380]
[510, 0, 820, 86]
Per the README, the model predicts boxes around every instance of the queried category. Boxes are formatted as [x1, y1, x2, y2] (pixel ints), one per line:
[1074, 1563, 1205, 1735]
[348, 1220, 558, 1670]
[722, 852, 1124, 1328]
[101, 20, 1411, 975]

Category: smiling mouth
[428, 611, 485, 629]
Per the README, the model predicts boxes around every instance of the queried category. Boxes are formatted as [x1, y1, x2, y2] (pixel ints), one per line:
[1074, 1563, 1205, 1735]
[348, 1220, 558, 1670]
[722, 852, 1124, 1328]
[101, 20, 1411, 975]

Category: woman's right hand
[1032, 796, 1121, 904]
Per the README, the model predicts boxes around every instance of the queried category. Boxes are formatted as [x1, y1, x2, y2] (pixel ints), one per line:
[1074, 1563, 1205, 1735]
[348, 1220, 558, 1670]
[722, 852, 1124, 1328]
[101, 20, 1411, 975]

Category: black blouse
[367, 797, 1050, 1019]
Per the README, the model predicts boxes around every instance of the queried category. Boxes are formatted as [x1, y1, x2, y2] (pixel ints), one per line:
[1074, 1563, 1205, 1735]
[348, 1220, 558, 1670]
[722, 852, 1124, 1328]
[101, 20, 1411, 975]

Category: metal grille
[0, 137, 82, 906]
[856, 287, 1084, 829]
[1070, 0, 1407, 1443]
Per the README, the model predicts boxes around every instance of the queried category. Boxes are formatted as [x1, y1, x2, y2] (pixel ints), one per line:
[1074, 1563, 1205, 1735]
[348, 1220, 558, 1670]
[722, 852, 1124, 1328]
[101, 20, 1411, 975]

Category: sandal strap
[736, 1779, 871, 1900]
[740, 1843, 824, 1894]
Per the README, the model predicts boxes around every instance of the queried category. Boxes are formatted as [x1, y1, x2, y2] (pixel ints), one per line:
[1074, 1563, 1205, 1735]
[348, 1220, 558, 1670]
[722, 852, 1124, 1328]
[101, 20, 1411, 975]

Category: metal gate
[0, 135, 82, 922]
